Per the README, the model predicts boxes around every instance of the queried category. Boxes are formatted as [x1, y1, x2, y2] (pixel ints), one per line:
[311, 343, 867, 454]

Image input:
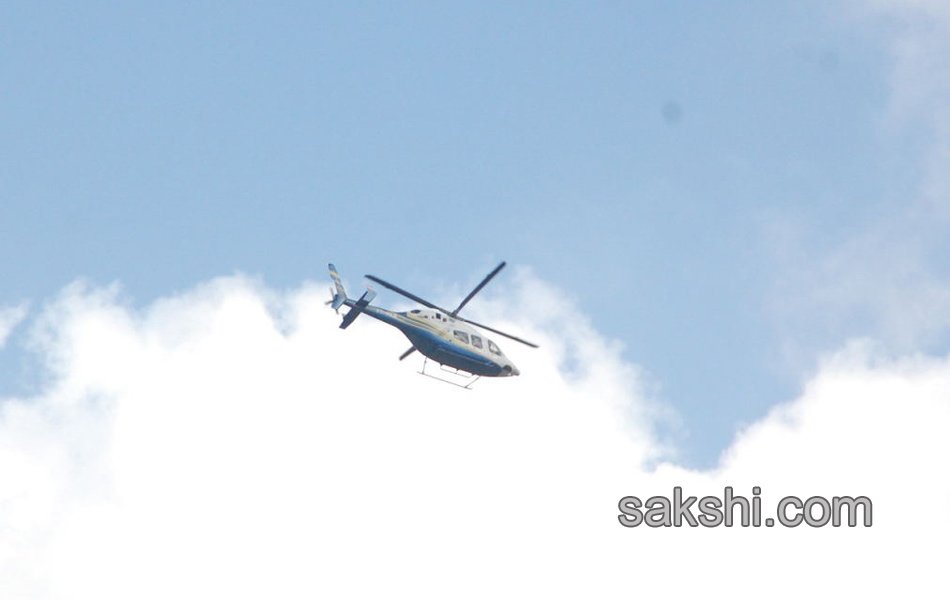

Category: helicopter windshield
[488, 340, 502, 355]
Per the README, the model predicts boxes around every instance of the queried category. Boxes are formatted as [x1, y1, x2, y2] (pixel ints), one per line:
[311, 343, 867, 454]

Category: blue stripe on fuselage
[401, 326, 503, 376]
[352, 305, 504, 376]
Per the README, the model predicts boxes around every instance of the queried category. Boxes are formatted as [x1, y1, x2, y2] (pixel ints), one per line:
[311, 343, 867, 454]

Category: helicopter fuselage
[344, 301, 520, 377]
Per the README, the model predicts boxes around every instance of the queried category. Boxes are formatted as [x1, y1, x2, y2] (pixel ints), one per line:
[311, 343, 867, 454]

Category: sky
[5, 0, 948, 464]
[2, 1, 950, 596]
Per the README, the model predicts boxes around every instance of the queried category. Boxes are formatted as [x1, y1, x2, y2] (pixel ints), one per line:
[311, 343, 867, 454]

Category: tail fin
[328, 263, 347, 311]
[328, 263, 376, 328]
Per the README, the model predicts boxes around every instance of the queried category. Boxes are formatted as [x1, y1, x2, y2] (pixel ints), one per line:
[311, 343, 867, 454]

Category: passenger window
[453, 330, 470, 344]
[471, 335, 483, 349]
[488, 341, 501, 355]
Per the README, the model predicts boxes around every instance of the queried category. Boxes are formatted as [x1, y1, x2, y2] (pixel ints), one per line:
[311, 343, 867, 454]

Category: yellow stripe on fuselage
[401, 313, 493, 357]
[402, 313, 449, 339]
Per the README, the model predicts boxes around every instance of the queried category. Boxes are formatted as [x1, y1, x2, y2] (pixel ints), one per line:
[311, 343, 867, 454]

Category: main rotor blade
[452, 261, 506, 316]
[367, 268, 538, 349]
[364, 275, 454, 313]
[457, 316, 539, 348]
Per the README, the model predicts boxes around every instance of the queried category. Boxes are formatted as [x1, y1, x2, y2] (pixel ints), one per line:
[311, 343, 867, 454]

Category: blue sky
[2, 1, 946, 467]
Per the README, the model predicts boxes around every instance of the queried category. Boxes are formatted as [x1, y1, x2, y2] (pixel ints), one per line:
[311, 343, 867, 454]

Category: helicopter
[327, 262, 537, 385]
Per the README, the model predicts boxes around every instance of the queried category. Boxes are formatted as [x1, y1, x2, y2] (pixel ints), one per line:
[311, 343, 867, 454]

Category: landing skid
[418, 357, 481, 389]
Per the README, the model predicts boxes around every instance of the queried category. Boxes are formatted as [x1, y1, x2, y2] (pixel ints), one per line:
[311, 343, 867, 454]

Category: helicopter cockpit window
[453, 330, 469, 344]
[488, 340, 502, 355]
[471, 335, 483, 349]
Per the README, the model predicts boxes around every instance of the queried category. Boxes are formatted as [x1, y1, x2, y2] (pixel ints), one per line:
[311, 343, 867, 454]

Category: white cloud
[1, 275, 947, 598]
[0, 302, 29, 349]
